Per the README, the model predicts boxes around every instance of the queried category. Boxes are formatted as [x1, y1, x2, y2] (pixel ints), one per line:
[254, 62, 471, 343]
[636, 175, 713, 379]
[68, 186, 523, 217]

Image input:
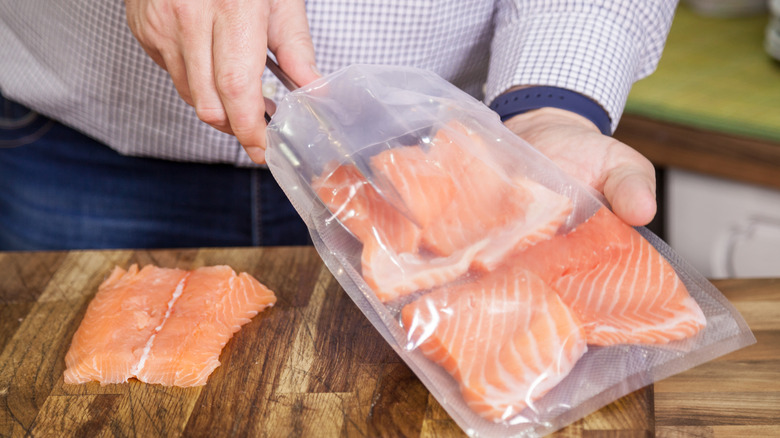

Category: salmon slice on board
[510, 207, 707, 345]
[64, 264, 186, 384]
[401, 267, 587, 422]
[134, 266, 276, 386]
[64, 264, 276, 386]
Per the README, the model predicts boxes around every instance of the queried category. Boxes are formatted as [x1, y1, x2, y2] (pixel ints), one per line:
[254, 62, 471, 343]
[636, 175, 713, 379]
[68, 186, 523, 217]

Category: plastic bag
[265, 64, 755, 437]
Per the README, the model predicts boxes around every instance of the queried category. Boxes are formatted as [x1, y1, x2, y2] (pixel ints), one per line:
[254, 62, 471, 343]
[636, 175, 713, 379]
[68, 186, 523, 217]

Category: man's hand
[124, 0, 320, 163]
[504, 107, 657, 227]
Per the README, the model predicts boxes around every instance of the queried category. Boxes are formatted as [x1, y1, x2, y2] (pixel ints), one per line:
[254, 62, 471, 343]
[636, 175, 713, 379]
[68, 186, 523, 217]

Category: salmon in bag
[265, 64, 755, 437]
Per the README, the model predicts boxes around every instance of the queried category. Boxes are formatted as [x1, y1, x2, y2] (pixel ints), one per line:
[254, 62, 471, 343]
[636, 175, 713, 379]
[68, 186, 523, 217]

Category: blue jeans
[0, 94, 310, 250]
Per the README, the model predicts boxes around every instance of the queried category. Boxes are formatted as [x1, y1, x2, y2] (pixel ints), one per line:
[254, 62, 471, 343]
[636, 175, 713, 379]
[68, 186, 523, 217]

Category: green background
[625, 5, 780, 142]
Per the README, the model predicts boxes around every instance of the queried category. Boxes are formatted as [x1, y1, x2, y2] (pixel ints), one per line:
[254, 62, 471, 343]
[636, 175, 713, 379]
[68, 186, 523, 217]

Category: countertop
[1, 247, 778, 437]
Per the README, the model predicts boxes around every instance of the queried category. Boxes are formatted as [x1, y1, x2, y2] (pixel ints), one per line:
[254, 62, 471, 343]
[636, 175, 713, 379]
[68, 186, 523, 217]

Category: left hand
[504, 107, 657, 227]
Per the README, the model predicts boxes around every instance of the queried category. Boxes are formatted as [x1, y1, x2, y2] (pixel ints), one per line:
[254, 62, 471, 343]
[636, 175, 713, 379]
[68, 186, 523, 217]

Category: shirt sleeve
[486, 0, 678, 133]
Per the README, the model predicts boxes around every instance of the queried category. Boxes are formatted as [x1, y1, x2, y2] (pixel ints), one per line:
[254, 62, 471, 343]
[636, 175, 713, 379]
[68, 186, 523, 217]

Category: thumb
[602, 167, 657, 227]
[268, 0, 320, 87]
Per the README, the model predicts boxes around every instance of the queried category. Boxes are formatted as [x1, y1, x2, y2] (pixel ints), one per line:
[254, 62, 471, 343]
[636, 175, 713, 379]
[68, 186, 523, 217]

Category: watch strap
[489, 86, 612, 136]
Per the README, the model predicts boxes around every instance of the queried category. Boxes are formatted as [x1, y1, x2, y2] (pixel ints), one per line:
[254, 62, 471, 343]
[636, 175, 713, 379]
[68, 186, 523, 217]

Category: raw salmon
[64, 264, 276, 386]
[307, 116, 709, 423]
[360, 239, 482, 302]
[510, 207, 707, 345]
[419, 130, 569, 262]
[368, 144, 455, 229]
[373, 121, 571, 265]
[312, 162, 420, 255]
[312, 162, 441, 302]
[313, 159, 472, 302]
[311, 121, 571, 302]
[401, 266, 587, 422]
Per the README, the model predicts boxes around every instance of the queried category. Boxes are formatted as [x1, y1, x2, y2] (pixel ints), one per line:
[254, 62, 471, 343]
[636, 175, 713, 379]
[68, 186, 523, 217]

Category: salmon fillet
[312, 162, 439, 302]
[416, 132, 532, 258]
[308, 118, 707, 422]
[368, 144, 455, 229]
[311, 121, 570, 302]
[64, 264, 276, 386]
[510, 207, 707, 345]
[312, 162, 421, 255]
[401, 267, 587, 422]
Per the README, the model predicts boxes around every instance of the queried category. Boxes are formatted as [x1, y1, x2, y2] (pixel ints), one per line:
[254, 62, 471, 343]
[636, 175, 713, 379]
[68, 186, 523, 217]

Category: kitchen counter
[1, 247, 778, 437]
[614, 5, 780, 190]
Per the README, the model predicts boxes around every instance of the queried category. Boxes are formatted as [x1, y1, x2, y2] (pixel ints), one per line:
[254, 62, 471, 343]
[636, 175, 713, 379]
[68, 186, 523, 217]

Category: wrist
[504, 107, 601, 134]
[489, 86, 612, 136]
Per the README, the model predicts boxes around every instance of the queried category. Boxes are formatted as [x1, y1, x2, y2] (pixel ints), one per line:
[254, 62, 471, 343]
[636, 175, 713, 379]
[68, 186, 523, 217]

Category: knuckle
[195, 105, 228, 127]
[215, 67, 252, 98]
[287, 30, 315, 50]
[231, 119, 263, 145]
[215, 0, 240, 12]
[170, 0, 196, 23]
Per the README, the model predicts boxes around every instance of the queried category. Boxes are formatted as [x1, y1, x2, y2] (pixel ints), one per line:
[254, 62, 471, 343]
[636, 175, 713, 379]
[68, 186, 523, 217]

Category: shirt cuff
[486, 8, 649, 134]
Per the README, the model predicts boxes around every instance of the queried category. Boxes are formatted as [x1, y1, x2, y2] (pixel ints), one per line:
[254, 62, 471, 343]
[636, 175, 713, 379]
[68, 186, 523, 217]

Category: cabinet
[667, 168, 780, 278]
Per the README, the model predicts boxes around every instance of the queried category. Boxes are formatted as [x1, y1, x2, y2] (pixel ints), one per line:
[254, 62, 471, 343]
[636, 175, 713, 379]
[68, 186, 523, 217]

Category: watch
[489, 86, 612, 136]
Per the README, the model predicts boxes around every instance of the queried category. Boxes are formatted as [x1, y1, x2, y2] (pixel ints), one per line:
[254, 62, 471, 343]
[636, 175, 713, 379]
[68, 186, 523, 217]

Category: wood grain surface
[1, 248, 778, 437]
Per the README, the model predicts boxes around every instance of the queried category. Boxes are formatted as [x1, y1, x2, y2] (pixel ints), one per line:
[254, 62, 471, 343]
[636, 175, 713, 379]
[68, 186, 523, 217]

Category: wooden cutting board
[1, 247, 778, 437]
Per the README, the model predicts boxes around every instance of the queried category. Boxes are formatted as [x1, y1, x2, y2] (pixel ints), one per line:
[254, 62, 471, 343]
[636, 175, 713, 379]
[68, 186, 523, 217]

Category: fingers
[126, 0, 196, 108]
[179, 2, 232, 134]
[501, 108, 658, 227]
[125, 0, 315, 164]
[268, 0, 320, 87]
[602, 160, 658, 227]
[212, 1, 269, 155]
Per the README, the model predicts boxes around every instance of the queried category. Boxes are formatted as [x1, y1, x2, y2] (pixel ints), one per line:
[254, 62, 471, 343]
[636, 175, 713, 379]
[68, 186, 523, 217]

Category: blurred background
[614, 0, 780, 279]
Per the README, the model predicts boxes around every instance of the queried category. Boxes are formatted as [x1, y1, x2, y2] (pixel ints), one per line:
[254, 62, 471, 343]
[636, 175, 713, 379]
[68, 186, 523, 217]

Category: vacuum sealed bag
[265, 65, 755, 437]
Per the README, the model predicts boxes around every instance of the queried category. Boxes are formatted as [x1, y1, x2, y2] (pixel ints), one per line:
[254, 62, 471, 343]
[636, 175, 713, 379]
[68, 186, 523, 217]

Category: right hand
[124, 0, 320, 163]
[504, 108, 657, 227]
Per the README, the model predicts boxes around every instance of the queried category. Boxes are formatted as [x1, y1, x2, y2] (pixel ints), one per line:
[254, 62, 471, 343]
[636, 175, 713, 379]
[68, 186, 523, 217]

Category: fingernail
[264, 98, 277, 115]
[311, 63, 322, 77]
